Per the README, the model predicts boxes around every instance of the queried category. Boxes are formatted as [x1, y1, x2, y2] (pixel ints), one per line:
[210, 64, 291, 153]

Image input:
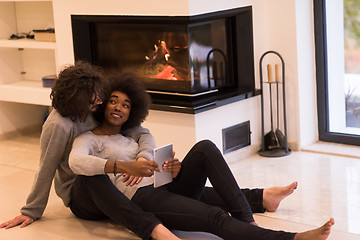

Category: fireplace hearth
[71, 6, 259, 113]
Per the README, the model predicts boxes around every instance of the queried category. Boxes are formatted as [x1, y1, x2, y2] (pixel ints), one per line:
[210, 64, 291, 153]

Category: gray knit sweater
[69, 131, 154, 199]
[20, 109, 155, 220]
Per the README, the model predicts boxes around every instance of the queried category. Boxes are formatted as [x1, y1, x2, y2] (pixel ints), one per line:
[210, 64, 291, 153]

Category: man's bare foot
[249, 221, 259, 226]
[151, 224, 181, 240]
[263, 181, 298, 212]
[294, 218, 334, 240]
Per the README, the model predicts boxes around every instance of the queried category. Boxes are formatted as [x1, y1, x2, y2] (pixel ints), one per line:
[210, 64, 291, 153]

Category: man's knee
[77, 174, 110, 184]
[207, 205, 231, 230]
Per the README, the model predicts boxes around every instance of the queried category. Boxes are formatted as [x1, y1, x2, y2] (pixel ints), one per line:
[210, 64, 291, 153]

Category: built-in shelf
[0, 80, 51, 106]
[0, 0, 51, 2]
[0, 1, 55, 109]
[0, 39, 56, 49]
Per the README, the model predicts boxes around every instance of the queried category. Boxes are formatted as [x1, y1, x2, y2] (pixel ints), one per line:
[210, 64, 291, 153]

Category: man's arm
[122, 125, 156, 161]
[121, 126, 156, 185]
[1, 119, 72, 229]
[21, 121, 71, 219]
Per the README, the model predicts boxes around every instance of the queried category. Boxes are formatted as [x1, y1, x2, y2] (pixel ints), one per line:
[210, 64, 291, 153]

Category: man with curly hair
[1, 62, 178, 240]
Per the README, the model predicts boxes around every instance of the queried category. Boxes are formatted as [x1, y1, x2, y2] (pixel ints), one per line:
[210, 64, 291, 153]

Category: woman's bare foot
[263, 181, 298, 212]
[151, 224, 181, 240]
[294, 218, 334, 240]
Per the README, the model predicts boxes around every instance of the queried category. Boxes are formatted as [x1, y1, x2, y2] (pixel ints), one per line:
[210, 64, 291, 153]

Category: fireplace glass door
[72, 6, 255, 99]
[94, 19, 228, 94]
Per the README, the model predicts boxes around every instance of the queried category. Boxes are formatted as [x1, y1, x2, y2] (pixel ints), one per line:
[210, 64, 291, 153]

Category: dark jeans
[69, 174, 160, 240]
[132, 140, 296, 240]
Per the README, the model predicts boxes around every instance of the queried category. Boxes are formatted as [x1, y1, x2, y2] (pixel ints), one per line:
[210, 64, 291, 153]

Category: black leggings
[132, 140, 296, 240]
[70, 175, 161, 240]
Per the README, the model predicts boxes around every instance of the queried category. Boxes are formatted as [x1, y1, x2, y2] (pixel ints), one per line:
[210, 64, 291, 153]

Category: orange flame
[145, 40, 183, 80]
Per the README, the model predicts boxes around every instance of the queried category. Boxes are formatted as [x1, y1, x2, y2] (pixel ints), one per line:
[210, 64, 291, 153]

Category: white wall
[51, 0, 318, 159]
[295, 0, 318, 148]
[195, 97, 261, 163]
[0, 102, 47, 138]
[142, 111, 196, 161]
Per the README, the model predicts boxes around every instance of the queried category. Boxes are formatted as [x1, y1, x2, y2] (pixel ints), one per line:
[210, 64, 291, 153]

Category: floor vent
[222, 121, 251, 154]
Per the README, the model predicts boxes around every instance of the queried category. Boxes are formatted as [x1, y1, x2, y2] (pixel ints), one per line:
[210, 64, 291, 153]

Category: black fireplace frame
[71, 6, 260, 114]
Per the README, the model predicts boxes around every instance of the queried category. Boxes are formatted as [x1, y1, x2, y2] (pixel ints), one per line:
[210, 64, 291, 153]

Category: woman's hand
[0, 214, 34, 229]
[122, 157, 148, 186]
[115, 159, 159, 177]
[162, 153, 181, 178]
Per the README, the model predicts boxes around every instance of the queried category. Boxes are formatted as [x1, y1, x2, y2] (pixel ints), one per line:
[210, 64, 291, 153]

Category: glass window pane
[326, 0, 360, 135]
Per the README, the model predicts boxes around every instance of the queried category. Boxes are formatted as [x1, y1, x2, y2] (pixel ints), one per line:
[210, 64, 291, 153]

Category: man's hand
[123, 173, 143, 186]
[249, 221, 258, 227]
[0, 214, 34, 229]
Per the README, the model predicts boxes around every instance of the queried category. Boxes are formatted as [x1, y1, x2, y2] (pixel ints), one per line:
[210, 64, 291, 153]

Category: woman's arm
[69, 134, 107, 176]
[69, 133, 159, 177]
[104, 159, 159, 177]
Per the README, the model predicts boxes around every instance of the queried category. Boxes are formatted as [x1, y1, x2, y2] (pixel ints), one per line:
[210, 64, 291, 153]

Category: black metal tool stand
[259, 51, 291, 157]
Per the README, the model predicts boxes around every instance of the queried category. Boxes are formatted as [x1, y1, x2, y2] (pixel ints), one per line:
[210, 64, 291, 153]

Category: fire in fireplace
[71, 6, 257, 113]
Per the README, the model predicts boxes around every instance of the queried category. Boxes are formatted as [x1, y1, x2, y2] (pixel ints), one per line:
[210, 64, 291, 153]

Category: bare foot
[294, 218, 334, 240]
[263, 181, 298, 212]
[249, 221, 258, 227]
[151, 224, 181, 240]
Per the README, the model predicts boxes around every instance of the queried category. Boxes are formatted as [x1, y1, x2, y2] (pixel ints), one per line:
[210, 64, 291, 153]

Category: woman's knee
[181, 140, 222, 172]
[194, 140, 218, 152]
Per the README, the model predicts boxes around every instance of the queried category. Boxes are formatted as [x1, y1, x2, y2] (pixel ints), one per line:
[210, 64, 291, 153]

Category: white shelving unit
[0, 80, 52, 106]
[0, 0, 56, 106]
[0, 38, 56, 49]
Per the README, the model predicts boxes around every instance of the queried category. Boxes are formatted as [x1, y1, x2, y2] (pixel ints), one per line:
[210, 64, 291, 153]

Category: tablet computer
[153, 143, 173, 188]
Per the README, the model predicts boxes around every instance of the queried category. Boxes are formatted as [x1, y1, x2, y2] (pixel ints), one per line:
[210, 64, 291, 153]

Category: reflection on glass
[188, 19, 227, 89]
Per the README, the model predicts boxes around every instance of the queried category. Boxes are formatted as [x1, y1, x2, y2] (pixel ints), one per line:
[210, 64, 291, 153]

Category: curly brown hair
[51, 61, 108, 121]
[94, 72, 151, 130]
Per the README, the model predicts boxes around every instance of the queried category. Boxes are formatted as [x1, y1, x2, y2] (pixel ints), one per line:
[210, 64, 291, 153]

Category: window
[314, 0, 360, 145]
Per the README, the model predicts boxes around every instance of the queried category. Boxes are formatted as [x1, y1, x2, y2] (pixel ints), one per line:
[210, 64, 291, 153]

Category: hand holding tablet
[153, 144, 173, 188]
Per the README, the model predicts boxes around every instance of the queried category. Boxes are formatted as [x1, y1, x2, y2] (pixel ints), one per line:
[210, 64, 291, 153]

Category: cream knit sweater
[69, 131, 154, 200]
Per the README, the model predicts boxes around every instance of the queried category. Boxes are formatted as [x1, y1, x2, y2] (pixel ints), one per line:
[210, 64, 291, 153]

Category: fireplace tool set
[259, 51, 291, 157]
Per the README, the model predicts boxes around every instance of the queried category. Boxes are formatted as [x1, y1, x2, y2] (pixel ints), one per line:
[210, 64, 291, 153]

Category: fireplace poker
[264, 64, 278, 149]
